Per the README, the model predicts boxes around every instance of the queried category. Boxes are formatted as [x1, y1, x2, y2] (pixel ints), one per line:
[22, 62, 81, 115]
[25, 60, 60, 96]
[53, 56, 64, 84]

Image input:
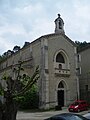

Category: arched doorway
[57, 81, 65, 107]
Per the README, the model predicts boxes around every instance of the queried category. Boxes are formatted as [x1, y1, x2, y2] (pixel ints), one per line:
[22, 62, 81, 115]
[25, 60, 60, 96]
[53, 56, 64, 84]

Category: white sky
[0, 0, 90, 54]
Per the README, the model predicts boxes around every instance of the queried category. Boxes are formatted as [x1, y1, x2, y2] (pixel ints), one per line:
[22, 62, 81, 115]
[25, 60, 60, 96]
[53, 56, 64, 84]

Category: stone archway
[57, 81, 67, 107]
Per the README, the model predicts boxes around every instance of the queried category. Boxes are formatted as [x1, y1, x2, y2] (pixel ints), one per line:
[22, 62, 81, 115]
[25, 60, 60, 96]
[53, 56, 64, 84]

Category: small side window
[59, 64, 62, 69]
[77, 54, 81, 62]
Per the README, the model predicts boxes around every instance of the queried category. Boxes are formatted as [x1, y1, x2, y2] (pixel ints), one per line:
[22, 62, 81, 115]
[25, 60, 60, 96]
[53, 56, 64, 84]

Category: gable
[41, 33, 77, 47]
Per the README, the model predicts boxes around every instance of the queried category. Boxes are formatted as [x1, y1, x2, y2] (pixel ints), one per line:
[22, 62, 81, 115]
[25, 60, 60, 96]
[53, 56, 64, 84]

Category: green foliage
[13, 45, 20, 52]
[0, 55, 6, 63]
[0, 83, 4, 95]
[16, 84, 39, 109]
[2, 72, 9, 81]
[75, 41, 90, 52]
[0, 60, 39, 108]
[0, 61, 39, 120]
[14, 65, 39, 97]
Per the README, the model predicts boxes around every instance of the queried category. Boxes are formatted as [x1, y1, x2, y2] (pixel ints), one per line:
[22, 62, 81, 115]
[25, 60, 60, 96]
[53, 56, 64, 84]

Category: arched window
[56, 53, 65, 63]
[58, 81, 64, 88]
[59, 20, 62, 29]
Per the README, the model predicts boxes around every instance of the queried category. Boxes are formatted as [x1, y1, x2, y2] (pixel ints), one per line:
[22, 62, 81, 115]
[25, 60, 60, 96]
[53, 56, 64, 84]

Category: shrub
[17, 85, 39, 110]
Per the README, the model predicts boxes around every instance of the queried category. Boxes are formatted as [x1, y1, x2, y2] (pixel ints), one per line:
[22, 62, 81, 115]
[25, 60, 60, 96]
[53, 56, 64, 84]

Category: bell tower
[54, 14, 65, 34]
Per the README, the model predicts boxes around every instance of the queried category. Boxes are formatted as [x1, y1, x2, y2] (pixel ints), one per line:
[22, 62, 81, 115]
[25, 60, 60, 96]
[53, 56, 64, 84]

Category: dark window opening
[56, 53, 65, 63]
[59, 20, 62, 29]
[58, 82, 64, 88]
[59, 64, 62, 69]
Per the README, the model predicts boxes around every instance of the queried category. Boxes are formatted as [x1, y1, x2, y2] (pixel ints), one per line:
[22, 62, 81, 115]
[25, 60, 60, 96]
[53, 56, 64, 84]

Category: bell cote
[54, 14, 65, 34]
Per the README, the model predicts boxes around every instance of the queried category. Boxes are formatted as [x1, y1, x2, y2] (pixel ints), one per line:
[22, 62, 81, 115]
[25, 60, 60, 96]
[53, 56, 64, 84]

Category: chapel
[0, 14, 79, 109]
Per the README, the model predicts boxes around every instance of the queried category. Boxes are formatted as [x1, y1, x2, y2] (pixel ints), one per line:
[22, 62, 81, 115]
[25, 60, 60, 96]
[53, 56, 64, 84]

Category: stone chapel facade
[0, 14, 79, 109]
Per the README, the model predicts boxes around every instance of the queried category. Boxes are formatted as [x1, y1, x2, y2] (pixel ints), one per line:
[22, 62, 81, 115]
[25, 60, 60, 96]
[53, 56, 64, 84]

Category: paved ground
[16, 108, 89, 120]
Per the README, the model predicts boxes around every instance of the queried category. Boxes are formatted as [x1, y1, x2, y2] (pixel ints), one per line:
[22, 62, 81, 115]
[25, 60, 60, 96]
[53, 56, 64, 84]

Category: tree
[18, 85, 39, 110]
[0, 61, 39, 120]
[23, 42, 30, 48]
[0, 55, 3, 62]
[75, 41, 90, 52]
[0, 50, 14, 63]
[13, 46, 20, 53]
[7, 50, 14, 56]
